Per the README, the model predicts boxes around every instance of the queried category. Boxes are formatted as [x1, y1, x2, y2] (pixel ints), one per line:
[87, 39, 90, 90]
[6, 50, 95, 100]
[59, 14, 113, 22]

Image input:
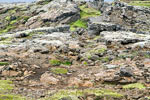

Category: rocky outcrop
[100, 31, 150, 44]
[101, 1, 150, 34]
[88, 17, 122, 35]
[25, 0, 80, 29]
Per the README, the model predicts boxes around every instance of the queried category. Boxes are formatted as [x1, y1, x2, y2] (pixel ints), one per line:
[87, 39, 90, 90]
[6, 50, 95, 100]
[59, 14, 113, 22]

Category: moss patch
[79, 4, 101, 19]
[50, 59, 61, 66]
[0, 62, 9, 66]
[43, 89, 123, 100]
[50, 59, 72, 66]
[70, 4, 100, 31]
[70, 19, 87, 31]
[0, 80, 27, 100]
[123, 83, 146, 90]
[0, 80, 14, 92]
[0, 94, 26, 100]
[51, 68, 68, 74]
[129, 1, 150, 7]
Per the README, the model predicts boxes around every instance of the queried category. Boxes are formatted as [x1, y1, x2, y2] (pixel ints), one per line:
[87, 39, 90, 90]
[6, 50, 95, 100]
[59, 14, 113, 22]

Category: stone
[26, 1, 80, 28]
[2, 70, 20, 77]
[101, 1, 150, 34]
[88, 18, 122, 35]
[119, 67, 133, 77]
[105, 64, 119, 69]
[60, 96, 79, 100]
[100, 31, 150, 44]
[40, 72, 59, 85]
[68, 77, 83, 87]
[81, 81, 93, 87]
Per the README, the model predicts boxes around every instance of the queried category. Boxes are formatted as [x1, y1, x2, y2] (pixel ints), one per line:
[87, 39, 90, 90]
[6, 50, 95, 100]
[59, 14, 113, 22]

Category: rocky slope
[0, 0, 150, 100]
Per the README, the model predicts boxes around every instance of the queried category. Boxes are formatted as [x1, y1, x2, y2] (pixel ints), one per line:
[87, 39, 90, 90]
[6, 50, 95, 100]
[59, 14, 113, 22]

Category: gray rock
[60, 96, 79, 100]
[100, 31, 150, 44]
[119, 67, 133, 77]
[26, 1, 80, 28]
[105, 64, 119, 69]
[88, 18, 122, 35]
[101, 1, 150, 34]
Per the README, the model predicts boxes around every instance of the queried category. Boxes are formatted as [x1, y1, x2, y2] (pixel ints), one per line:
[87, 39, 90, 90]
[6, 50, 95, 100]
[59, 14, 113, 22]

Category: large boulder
[100, 31, 150, 44]
[101, 1, 150, 34]
[25, 0, 80, 29]
[88, 16, 122, 35]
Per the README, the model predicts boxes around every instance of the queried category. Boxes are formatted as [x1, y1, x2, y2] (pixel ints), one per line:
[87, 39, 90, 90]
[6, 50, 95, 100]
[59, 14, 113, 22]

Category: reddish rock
[40, 72, 59, 85]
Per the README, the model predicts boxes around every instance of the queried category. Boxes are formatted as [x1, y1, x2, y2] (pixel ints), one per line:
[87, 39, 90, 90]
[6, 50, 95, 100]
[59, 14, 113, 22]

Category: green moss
[5, 16, 11, 21]
[129, 1, 150, 7]
[123, 83, 146, 90]
[62, 61, 72, 66]
[83, 61, 88, 65]
[0, 62, 9, 66]
[10, 20, 17, 25]
[50, 59, 61, 66]
[100, 56, 110, 62]
[0, 80, 27, 100]
[70, 19, 87, 31]
[90, 48, 107, 54]
[70, 4, 100, 31]
[0, 25, 16, 34]
[0, 94, 26, 100]
[79, 5, 101, 19]
[0, 37, 12, 44]
[23, 16, 30, 22]
[51, 68, 68, 74]
[43, 89, 123, 100]
[0, 80, 14, 93]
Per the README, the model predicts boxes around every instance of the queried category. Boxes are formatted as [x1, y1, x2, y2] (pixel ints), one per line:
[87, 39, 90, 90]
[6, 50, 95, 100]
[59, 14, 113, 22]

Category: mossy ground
[123, 83, 146, 90]
[51, 68, 68, 74]
[70, 4, 101, 31]
[42, 89, 123, 100]
[49, 59, 72, 66]
[0, 80, 26, 100]
[128, 1, 150, 7]
[0, 62, 9, 66]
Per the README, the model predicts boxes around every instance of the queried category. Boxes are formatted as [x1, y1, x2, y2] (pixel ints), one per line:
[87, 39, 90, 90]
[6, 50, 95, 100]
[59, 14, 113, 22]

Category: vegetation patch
[128, 1, 150, 7]
[0, 94, 26, 100]
[0, 62, 9, 66]
[70, 19, 87, 31]
[0, 80, 14, 92]
[43, 89, 123, 100]
[50, 59, 61, 66]
[51, 68, 68, 74]
[79, 4, 101, 19]
[123, 83, 146, 90]
[50, 59, 72, 66]
[70, 4, 101, 31]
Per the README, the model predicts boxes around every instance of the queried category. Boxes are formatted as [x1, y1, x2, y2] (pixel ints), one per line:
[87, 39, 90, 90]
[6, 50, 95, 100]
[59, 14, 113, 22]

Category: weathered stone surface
[26, 0, 80, 28]
[88, 18, 122, 35]
[40, 72, 59, 85]
[101, 1, 150, 34]
[100, 31, 150, 44]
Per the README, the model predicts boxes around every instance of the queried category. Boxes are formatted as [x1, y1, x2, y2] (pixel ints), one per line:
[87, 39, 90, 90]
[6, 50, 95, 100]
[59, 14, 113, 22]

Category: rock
[2, 70, 20, 77]
[60, 96, 79, 100]
[68, 77, 83, 87]
[14, 33, 28, 38]
[40, 72, 59, 85]
[119, 67, 133, 77]
[105, 64, 119, 69]
[88, 18, 122, 35]
[36, 0, 52, 5]
[100, 31, 150, 44]
[81, 81, 93, 87]
[101, 1, 150, 34]
[26, 1, 80, 28]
